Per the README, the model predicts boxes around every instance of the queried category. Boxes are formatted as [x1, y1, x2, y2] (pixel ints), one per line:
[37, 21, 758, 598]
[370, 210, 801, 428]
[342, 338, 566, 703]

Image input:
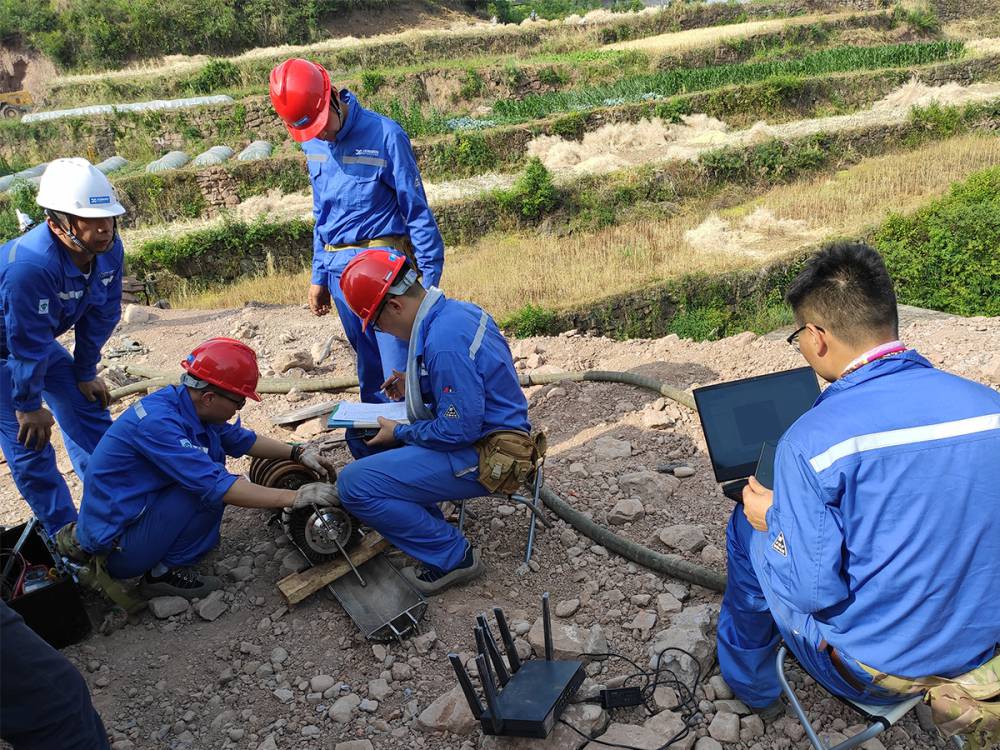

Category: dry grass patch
[175, 134, 1000, 317]
[603, 11, 879, 53]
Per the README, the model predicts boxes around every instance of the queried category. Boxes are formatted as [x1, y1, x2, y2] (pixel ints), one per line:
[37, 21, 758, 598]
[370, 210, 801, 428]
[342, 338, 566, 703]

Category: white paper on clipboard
[327, 401, 410, 429]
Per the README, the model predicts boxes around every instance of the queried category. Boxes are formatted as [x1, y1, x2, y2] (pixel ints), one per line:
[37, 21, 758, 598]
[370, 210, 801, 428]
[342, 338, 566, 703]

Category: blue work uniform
[302, 89, 445, 403]
[0, 223, 122, 535]
[337, 293, 529, 572]
[76, 384, 257, 579]
[0, 602, 109, 750]
[718, 351, 1000, 708]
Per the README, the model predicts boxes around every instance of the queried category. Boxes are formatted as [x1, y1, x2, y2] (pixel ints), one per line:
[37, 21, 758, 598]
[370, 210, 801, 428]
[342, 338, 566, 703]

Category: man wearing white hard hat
[0, 157, 125, 535]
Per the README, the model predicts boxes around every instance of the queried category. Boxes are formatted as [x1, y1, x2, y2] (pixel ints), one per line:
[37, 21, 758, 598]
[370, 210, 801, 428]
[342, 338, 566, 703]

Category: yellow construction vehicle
[0, 90, 32, 119]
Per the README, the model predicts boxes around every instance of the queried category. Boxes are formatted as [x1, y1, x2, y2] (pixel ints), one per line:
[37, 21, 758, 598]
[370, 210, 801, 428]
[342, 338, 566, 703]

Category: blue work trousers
[105, 485, 224, 579]
[0, 602, 109, 750]
[326, 259, 407, 403]
[717, 507, 905, 709]
[0, 344, 112, 536]
[337, 442, 485, 572]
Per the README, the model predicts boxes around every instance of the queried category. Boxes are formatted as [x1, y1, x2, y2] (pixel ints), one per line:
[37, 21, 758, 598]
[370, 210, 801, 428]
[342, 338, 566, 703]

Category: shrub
[360, 70, 387, 95]
[459, 69, 485, 100]
[499, 158, 558, 219]
[874, 166, 1000, 317]
[186, 59, 241, 94]
[551, 112, 586, 140]
[0, 180, 43, 244]
[907, 102, 965, 138]
[501, 304, 557, 337]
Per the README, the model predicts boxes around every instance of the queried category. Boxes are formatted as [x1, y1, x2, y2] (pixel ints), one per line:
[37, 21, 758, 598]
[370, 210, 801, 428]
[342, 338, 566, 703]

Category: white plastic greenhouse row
[0, 141, 273, 193]
[21, 95, 235, 124]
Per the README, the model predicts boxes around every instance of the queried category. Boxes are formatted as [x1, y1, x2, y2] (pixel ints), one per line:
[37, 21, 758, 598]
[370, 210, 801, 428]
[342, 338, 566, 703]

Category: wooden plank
[271, 399, 340, 426]
[278, 534, 390, 605]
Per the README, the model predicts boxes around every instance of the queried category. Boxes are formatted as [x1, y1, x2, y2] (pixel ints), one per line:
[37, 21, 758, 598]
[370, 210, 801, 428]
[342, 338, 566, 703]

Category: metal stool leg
[523, 464, 544, 564]
[458, 501, 467, 534]
[778, 646, 830, 750]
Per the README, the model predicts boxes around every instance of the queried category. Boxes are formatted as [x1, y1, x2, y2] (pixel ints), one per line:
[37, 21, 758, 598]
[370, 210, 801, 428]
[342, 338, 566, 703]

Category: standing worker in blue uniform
[0, 157, 125, 536]
[332, 250, 539, 595]
[716, 242, 1000, 734]
[75, 338, 339, 599]
[269, 57, 445, 404]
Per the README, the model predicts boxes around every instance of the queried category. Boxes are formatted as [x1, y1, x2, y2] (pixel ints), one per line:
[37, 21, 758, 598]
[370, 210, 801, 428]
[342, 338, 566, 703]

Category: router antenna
[542, 592, 554, 661]
[493, 607, 521, 673]
[475, 654, 504, 734]
[477, 613, 510, 686]
[448, 653, 484, 719]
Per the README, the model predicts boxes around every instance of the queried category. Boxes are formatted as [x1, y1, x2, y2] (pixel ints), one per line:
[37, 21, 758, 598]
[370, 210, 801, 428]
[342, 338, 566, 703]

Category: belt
[323, 235, 409, 253]
[829, 646, 867, 692]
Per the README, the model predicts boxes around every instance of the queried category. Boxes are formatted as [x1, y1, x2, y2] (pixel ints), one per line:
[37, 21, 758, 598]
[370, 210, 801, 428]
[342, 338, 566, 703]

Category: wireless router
[449, 593, 585, 738]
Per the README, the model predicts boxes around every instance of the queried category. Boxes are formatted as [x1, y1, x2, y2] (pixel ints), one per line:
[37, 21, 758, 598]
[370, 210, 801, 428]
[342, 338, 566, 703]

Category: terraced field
[2, 0, 998, 338]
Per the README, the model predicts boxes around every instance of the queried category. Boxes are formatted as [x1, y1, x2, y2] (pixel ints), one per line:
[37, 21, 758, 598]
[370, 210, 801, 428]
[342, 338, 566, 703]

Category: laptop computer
[693, 367, 820, 502]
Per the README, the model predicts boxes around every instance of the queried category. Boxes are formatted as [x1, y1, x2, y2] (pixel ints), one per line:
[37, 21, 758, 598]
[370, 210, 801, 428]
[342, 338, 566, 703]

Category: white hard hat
[36, 157, 126, 218]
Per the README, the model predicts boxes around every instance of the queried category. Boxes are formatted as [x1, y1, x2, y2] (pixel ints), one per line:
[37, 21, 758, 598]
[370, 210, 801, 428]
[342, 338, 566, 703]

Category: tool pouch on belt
[55, 523, 146, 615]
[857, 653, 1000, 749]
[476, 430, 546, 495]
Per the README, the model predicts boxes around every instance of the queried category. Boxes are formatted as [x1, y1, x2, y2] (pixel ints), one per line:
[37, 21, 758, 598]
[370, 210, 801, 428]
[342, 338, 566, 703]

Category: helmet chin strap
[48, 210, 118, 255]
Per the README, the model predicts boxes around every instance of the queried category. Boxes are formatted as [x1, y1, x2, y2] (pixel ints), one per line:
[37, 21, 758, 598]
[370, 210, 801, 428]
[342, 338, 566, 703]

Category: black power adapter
[600, 686, 645, 709]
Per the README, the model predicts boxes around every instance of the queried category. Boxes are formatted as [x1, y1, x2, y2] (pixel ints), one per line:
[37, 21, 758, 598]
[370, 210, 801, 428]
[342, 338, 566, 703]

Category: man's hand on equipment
[292, 482, 340, 509]
[297, 445, 337, 482]
[366, 417, 400, 449]
[380, 369, 405, 401]
[78, 377, 111, 409]
[742, 475, 773, 532]
[309, 284, 332, 317]
[15, 407, 55, 450]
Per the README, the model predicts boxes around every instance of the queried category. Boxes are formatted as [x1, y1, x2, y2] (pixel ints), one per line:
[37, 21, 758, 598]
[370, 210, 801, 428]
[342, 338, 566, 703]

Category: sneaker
[139, 568, 222, 600]
[401, 546, 482, 595]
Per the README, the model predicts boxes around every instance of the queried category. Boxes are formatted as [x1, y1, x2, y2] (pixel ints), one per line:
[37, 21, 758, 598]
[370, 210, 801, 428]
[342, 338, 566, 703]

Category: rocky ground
[2, 300, 997, 750]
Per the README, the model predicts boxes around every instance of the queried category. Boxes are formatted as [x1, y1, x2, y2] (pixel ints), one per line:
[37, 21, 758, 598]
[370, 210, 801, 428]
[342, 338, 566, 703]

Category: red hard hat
[340, 249, 411, 331]
[269, 58, 332, 143]
[181, 337, 262, 401]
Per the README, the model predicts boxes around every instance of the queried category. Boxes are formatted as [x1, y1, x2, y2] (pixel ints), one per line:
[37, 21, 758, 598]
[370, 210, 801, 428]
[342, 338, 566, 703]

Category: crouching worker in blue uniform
[269, 58, 445, 405]
[0, 158, 126, 537]
[74, 338, 339, 600]
[717, 242, 1000, 734]
[334, 250, 535, 595]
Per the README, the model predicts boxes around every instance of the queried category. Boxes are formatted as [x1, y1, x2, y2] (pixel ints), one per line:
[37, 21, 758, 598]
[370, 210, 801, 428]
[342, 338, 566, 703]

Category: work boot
[139, 567, 222, 600]
[402, 545, 482, 595]
[752, 697, 786, 723]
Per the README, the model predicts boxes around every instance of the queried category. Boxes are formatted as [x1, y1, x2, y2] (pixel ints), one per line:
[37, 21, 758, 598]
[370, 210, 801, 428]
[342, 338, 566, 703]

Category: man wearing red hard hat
[73, 338, 339, 599]
[269, 58, 444, 406]
[332, 250, 536, 595]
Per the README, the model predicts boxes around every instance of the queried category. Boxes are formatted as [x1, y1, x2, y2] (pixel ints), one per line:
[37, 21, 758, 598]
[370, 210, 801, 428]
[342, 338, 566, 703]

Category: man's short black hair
[785, 241, 898, 346]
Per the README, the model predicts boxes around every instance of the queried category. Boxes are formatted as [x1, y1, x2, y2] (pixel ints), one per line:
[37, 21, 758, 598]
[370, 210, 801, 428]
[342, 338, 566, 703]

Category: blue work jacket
[77, 385, 257, 554]
[301, 90, 444, 288]
[763, 350, 1000, 678]
[394, 294, 530, 458]
[0, 223, 123, 411]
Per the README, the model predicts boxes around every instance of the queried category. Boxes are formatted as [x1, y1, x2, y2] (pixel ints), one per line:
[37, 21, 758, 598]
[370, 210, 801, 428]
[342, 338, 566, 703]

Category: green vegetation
[875, 166, 1000, 317]
[0, 180, 44, 244]
[487, 0, 601, 25]
[499, 158, 558, 220]
[501, 304, 558, 336]
[492, 41, 965, 122]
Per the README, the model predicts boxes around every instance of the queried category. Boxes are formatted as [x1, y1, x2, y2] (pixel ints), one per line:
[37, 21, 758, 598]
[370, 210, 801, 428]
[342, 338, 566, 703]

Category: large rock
[122, 304, 153, 325]
[584, 723, 662, 750]
[642, 410, 675, 430]
[646, 604, 719, 686]
[657, 524, 707, 554]
[708, 712, 740, 743]
[482, 704, 608, 749]
[329, 693, 361, 723]
[148, 596, 189, 619]
[643, 710, 696, 749]
[194, 590, 227, 622]
[273, 350, 314, 374]
[529, 618, 607, 662]
[608, 497, 644, 525]
[334, 742, 374, 750]
[416, 685, 478, 735]
[591, 437, 631, 460]
[618, 471, 680, 505]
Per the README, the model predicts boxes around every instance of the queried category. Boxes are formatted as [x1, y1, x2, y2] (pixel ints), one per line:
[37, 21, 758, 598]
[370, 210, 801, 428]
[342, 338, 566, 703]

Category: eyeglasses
[786, 324, 824, 351]
[371, 298, 390, 333]
[209, 387, 246, 409]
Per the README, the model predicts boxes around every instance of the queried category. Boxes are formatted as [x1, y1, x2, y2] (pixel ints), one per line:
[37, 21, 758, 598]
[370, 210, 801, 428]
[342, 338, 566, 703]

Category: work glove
[297, 445, 337, 482]
[292, 482, 340, 510]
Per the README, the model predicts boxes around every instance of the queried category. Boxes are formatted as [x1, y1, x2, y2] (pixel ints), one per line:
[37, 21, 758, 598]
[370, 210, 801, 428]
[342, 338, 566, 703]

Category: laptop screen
[693, 367, 820, 482]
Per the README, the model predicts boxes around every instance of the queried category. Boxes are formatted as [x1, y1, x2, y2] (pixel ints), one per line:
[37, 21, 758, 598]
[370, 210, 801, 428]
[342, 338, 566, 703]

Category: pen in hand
[381, 369, 405, 401]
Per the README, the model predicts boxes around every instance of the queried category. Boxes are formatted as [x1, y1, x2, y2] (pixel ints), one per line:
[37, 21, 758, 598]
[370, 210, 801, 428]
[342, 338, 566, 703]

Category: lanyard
[841, 340, 907, 376]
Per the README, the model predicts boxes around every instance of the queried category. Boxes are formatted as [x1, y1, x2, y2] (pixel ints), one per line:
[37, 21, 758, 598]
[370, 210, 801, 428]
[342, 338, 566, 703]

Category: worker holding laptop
[713, 241, 1000, 739]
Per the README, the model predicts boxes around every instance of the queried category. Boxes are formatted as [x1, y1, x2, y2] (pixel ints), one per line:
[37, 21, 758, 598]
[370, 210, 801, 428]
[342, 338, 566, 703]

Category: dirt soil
[2, 303, 998, 750]
[317, 0, 483, 40]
